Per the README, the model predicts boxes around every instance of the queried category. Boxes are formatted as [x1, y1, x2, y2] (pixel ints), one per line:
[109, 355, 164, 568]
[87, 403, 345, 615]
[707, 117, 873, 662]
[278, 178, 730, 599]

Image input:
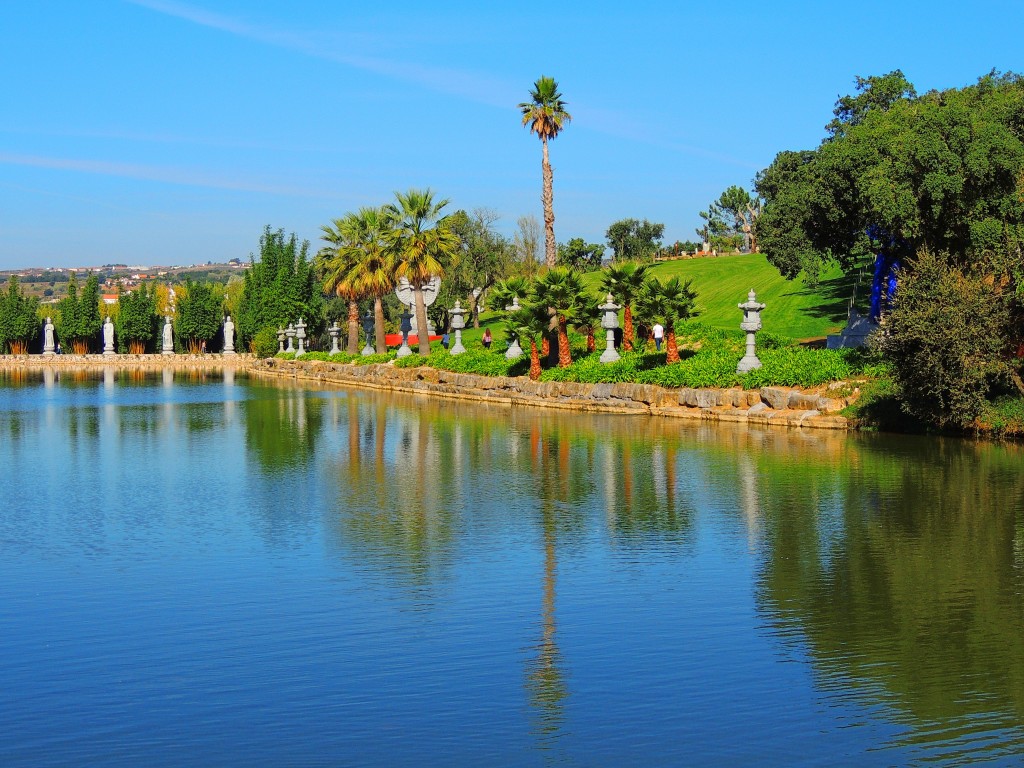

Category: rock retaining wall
[251, 358, 851, 430]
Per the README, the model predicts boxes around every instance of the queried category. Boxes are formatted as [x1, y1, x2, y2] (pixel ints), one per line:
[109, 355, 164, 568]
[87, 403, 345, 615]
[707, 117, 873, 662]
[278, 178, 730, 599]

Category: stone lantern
[396, 309, 414, 357]
[599, 294, 621, 363]
[277, 327, 287, 353]
[360, 310, 375, 356]
[737, 289, 766, 373]
[295, 318, 307, 356]
[285, 323, 296, 354]
[328, 322, 341, 355]
[504, 295, 523, 359]
[449, 300, 467, 355]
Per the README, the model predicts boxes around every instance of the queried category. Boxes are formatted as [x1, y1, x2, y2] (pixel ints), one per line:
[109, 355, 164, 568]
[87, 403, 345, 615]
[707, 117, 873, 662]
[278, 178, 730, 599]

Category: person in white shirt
[652, 323, 664, 351]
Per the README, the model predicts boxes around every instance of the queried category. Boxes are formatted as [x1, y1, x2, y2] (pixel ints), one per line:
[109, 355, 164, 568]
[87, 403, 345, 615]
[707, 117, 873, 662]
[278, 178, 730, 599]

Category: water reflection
[3, 369, 1024, 765]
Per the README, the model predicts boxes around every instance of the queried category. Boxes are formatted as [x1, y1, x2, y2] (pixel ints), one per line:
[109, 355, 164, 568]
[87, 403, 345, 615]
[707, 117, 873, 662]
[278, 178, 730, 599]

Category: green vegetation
[56, 273, 102, 354]
[0, 276, 41, 354]
[115, 282, 158, 354]
[175, 279, 222, 354]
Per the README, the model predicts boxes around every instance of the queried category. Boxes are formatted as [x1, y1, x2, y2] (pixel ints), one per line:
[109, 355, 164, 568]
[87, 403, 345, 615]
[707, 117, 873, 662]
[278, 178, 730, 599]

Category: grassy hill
[589, 254, 857, 340]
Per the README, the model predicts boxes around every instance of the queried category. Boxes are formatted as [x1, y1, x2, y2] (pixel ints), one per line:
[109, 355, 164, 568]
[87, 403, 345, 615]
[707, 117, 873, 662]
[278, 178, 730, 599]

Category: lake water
[1, 368, 1023, 766]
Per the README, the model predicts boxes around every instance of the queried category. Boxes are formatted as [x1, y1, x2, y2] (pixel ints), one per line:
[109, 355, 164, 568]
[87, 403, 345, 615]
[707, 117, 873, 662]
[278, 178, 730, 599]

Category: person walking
[652, 322, 664, 352]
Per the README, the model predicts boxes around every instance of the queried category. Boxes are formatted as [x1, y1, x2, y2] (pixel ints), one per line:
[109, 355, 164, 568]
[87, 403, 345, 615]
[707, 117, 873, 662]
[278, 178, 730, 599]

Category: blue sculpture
[866, 227, 902, 321]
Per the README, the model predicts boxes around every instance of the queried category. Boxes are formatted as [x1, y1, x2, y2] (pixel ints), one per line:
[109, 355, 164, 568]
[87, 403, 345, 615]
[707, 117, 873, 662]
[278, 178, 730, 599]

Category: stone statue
[162, 316, 174, 355]
[223, 315, 236, 355]
[103, 317, 115, 356]
[43, 317, 56, 356]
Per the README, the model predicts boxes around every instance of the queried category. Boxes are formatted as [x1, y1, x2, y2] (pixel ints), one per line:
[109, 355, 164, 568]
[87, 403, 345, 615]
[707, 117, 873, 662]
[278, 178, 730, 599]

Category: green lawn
[596, 254, 856, 340]
[465, 253, 857, 344]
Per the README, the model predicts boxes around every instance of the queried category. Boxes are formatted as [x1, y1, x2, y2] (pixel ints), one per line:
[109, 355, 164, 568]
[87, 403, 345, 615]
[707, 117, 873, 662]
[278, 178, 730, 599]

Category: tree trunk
[414, 286, 431, 355]
[542, 136, 556, 268]
[347, 299, 359, 354]
[541, 335, 550, 358]
[529, 339, 542, 380]
[623, 305, 634, 352]
[586, 329, 595, 353]
[373, 295, 386, 354]
[666, 329, 680, 364]
[557, 316, 571, 367]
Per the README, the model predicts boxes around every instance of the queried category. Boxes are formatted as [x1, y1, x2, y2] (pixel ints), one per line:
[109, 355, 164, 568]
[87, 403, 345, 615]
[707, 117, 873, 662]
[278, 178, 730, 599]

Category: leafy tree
[532, 268, 589, 367]
[56, 273, 101, 353]
[386, 188, 459, 355]
[0, 276, 41, 354]
[755, 70, 1024, 282]
[557, 238, 605, 270]
[880, 251, 1015, 428]
[513, 214, 542, 275]
[116, 283, 158, 354]
[703, 186, 763, 252]
[445, 208, 517, 328]
[520, 76, 572, 268]
[599, 262, 649, 351]
[237, 226, 323, 352]
[175, 278, 222, 353]
[636, 276, 699, 363]
[606, 218, 665, 262]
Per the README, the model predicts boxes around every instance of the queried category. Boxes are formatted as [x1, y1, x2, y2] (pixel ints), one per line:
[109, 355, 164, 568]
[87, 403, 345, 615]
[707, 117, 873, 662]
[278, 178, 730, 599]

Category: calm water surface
[1, 368, 1023, 766]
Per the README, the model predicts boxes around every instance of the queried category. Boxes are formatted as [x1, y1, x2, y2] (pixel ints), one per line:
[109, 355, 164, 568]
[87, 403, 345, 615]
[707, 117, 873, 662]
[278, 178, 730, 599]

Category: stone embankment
[251, 358, 853, 430]
[0, 354, 253, 371]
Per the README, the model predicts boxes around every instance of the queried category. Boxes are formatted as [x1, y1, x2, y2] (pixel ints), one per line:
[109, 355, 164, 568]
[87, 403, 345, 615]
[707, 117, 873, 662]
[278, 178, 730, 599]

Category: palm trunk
[623, 305, 634, 351]
[541, 335, 550, 358]
[529, 338, 542, 380]
[542, 137, 556, 268]
[666, 328, 680, 364]
[414, 287, 431, 355]
[347, 299, 360, 354]
[373, 295, 386, 354]
[586, 329, 595, 353]
[557, 316, 571, 367]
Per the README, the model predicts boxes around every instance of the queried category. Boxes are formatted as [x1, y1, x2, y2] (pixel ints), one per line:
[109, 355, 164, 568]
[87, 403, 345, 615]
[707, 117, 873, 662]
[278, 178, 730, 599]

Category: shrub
[252, 326, 280, 358]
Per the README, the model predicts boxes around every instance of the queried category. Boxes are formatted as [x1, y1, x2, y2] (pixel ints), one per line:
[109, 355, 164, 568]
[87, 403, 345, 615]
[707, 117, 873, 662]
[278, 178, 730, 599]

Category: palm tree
[532, 268, 588, 368]
[343, 206, 396, 353]
[316, 214, 362, 353]
[600, 262, 649, 351]
[636, 276, 699, 363]
[505, 295, 550, 380]
[572, 296, 603, 354]
[519, 77, 571, 268]
[386, 189, 459, 356]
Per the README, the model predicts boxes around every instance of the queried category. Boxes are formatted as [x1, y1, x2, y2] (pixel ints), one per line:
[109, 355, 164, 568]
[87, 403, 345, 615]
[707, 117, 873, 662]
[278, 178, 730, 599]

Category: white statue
[43, 317, 56, 355]
[223, 315, 236, 355]
[162, 316, 174, 355]
[103, 317, 115, 356]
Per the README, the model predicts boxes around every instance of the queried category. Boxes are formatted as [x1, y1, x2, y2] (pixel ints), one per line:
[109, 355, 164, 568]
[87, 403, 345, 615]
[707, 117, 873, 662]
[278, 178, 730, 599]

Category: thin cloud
[125, 0, 759, 168]
[0, 152, 327, 197]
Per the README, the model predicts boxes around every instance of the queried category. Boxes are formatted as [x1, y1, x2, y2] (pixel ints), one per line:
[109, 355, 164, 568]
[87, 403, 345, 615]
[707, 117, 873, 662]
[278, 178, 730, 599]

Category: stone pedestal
[737, 289, 766, 373]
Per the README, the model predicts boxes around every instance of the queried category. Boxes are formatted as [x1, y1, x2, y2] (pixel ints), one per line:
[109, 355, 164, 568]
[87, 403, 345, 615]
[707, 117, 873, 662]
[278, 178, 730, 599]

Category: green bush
[252, 326, 280, 358]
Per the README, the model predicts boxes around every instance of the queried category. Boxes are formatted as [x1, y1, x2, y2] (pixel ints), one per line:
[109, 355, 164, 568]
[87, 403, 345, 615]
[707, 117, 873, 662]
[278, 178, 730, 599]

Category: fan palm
[599, 262, 649, 351]
[343, 206, 396, 353]
[636, 276, 699, 363]
[519, 76, 571, 268]
[505, 298, 551, 380]
[316, 213, 363, 353]
[532, 268, 589, 368]
[386, 189, 459, 355]
[572, 295, 604, 354]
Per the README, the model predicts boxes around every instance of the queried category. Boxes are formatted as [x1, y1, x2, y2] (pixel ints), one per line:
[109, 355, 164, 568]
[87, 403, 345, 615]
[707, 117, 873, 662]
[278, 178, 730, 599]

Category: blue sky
[0, 0, 1017, 270]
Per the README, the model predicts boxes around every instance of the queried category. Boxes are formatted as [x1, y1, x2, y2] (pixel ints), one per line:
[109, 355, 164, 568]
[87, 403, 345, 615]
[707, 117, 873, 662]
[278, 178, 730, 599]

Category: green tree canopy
[116, 283, 158, 354]
[175, 279, 222, 353]
[557, 238, 605, 270]
[606, 219, 665, 262]
[755, 70, 1024, 283]
[0, 276, 41, 354]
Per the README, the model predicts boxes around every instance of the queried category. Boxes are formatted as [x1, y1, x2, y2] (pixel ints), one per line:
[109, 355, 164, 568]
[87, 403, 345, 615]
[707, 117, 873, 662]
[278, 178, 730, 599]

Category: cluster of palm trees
[490, 263, 699, 380]
[316, 188, 458, 356]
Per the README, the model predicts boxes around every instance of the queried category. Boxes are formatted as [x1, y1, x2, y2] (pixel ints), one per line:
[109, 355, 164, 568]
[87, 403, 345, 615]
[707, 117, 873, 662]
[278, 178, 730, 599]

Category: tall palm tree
[386, 189, 459, 355]
[532, 268, 588, 368]
[519, 76, 571, 268]
[600, 262, 649, 351]
[636, 276, 699, 363]
[317, 214, 362, 353]
[344, 206, 396, 353]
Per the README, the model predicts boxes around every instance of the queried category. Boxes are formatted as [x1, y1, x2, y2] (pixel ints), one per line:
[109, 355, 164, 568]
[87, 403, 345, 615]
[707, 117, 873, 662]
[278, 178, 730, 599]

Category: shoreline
[0, 353, 852, 431]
